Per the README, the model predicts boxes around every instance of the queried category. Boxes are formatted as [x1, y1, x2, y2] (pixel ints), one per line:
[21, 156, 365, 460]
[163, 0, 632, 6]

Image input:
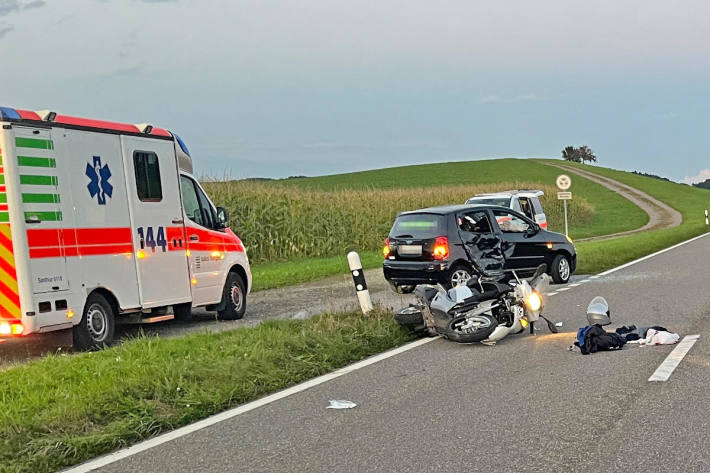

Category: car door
[491, 209, 546, 270]
[456, 210, 504, 273]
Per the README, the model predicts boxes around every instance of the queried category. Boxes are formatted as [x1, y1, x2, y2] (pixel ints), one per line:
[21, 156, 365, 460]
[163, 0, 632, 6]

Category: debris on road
[327, 400, 357, 409]
[626, 328, 680, 346]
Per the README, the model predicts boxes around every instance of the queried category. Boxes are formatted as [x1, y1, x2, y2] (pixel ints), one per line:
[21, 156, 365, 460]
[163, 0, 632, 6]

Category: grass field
[280, 158, 648, 240]
[206, 158, 651, 290]
[542, 160, 710, 273]
[0, 310, 411, 473]
[248, 159, 710, 289]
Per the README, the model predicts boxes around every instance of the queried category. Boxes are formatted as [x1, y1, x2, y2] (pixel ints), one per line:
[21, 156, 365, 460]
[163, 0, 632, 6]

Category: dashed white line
[580, 279, 591, 283]
[557, 287, 570, 292]
[648, 335, 700, 382]
[569, 283, 581, 287]
[590, 275, 600, 279]
[546, 292, 558, 297]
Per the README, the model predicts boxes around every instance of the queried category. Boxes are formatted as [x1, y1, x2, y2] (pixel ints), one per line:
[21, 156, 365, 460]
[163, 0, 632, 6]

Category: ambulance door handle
[26, 216, 41, 224]
[172, 218, 184, 224]
[189, 235, 199, 241]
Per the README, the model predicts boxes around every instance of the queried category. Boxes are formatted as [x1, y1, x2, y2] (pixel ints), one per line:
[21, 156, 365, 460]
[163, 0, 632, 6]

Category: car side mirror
[216, 206, 229, 229]
[526, 224, 540, 236]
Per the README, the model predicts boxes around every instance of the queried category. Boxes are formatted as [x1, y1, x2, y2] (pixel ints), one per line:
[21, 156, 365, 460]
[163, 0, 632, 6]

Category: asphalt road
[75, 233, 710, 473]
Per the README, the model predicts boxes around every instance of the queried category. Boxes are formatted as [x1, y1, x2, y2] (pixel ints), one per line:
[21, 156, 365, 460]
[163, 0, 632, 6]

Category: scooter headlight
[526, 291, 543, 312]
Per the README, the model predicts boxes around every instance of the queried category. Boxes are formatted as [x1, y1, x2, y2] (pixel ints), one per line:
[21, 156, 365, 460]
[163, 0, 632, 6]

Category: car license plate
[399, 245, 422, 256]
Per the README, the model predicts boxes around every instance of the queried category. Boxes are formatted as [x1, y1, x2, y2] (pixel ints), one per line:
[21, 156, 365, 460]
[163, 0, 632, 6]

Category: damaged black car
[382, 204, 576, 292]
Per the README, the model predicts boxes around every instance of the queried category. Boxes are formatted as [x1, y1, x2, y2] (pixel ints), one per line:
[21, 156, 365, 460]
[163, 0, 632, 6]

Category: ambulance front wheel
[218, 272, 247, 320]
[74, 292, 116, 350]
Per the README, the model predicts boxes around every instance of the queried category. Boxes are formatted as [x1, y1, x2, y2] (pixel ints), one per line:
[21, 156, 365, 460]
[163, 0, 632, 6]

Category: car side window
[511, 198, 522, 213]
[531, 197, 544, 214]
[519, 198, 535, 220]
[458, 211, 493, 234]
[195, 183, 218, 229]
[493, 210, 530, 233]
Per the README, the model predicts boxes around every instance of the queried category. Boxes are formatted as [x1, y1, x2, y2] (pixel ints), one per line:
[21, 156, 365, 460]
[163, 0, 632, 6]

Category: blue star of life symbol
[86, 156, 113, 205]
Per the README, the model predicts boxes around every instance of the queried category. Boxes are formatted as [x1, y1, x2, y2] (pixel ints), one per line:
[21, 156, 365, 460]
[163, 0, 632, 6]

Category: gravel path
[543, 162, 682, 242]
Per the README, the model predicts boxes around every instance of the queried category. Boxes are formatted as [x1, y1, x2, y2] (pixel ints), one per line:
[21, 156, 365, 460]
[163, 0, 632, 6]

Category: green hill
[280, 158, 647, 240]
[209, 158, 709, 291]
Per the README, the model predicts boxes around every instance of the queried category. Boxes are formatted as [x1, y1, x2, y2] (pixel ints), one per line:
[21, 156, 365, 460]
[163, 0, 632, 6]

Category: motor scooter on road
[395, 264, 558, 344]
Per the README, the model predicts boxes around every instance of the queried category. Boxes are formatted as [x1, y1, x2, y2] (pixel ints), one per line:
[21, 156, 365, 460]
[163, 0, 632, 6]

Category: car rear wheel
[551, 254, 571, 284]
[448, 265, 473, 288]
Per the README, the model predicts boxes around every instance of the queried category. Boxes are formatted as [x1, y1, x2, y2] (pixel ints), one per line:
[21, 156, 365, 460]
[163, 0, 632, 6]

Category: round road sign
[556, 174, 571, 190]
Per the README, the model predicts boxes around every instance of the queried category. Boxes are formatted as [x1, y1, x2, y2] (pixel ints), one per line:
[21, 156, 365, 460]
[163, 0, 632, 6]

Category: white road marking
[580, 279, 591, 283]
[60, 336, 440, 473]
[546, 292, 558, 297]
[569, 283, 581, 287]
[648, 335, 700, 382]
[600, 232, 710, 276]
[62, 231, 710, 471]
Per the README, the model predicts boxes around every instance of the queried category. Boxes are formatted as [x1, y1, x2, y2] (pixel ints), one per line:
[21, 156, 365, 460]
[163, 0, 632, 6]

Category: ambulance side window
[180, 176, 203, 226]
[133, 151, 163, 201]
[180, 175, 217, 229]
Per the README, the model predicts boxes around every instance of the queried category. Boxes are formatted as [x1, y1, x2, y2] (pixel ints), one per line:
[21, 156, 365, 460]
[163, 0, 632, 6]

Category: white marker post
[705, 209, 708, 225]
[347, 251, 373, 314]
[556, 174, 572, 237]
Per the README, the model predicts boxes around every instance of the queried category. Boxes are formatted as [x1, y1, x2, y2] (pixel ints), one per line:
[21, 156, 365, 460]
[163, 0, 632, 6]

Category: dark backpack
[575, 325, 626, 355]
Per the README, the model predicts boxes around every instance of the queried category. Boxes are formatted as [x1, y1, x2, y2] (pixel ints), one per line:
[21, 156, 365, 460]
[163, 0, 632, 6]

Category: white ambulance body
[0, 106, 251, 349]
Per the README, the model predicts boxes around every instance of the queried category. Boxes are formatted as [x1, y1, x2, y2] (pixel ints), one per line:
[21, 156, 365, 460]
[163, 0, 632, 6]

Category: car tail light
[432, 236, 449, 260]
[383, 237, 391, 258]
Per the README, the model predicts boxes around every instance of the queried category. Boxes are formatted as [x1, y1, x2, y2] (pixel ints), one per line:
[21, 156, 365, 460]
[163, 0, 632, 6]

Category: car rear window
[391, 214, 445, 239]
[467, 197, 511, 207]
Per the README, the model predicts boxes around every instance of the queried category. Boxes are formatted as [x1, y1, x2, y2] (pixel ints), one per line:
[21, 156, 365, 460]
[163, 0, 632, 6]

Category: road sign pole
[564, 200, 568, 236]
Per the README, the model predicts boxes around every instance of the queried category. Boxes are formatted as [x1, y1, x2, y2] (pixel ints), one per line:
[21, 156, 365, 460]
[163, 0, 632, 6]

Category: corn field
[202, 181, 595, 263]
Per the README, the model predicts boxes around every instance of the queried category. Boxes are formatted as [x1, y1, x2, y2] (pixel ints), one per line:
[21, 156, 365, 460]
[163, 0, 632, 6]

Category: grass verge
[0, 310, 411, 473]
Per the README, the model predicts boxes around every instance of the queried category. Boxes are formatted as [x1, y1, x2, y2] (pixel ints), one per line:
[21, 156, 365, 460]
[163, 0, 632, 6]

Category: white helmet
[586, 296, 611, 326]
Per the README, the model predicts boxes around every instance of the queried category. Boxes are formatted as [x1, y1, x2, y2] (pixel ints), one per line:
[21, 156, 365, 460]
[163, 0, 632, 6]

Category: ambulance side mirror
[216, 207, 229, 229]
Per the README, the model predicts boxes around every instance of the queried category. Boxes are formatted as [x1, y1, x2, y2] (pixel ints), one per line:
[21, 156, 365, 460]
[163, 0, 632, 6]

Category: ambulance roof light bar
[37, 110, 57, 122]
[136, 123, 153, 134]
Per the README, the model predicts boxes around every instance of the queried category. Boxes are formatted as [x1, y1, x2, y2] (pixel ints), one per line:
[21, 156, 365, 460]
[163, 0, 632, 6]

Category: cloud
[0, 1, 19, 16]
[683, 169, 710, 184]
[478, 93, 543, 104]
[0, 22, 12, 38]
[23, 0, 45, 9]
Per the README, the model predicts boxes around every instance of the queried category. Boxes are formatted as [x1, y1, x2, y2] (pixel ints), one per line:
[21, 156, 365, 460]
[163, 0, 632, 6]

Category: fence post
[705, 209, 708, 226]
[347, 251, 373, 314]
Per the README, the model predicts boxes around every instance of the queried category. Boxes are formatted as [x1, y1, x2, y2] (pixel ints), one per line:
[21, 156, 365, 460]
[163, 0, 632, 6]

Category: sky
[1, 0, 710, 183]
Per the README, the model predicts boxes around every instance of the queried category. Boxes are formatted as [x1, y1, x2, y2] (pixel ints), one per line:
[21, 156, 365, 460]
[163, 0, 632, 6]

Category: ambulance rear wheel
[74, 292, 116, 350]
[218, 272, 246, 320]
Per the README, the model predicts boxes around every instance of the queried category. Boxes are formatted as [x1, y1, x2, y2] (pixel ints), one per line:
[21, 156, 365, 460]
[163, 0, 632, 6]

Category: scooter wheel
[395, 305, 424, 326]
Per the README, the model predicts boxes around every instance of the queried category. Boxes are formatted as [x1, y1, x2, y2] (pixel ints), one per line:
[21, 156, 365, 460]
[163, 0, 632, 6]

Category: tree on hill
[561, 145, 597, 164]
[692, 179, 710, 190]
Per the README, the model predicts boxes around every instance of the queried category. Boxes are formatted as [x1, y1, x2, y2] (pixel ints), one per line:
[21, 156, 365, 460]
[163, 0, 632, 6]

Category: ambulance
[0, 106, 251, 349]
